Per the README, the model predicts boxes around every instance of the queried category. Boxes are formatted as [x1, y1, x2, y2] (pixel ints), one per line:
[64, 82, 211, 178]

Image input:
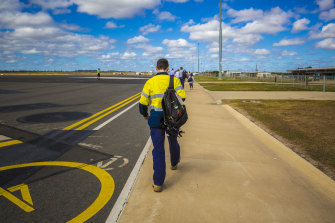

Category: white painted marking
[93, 102, 139, 130]
[118, 158, 129, 168]
[78, 142, 102, 150]
[0, 135, 11, 141]
[106, 137, 152, 223]
[97, 157, 118, 171]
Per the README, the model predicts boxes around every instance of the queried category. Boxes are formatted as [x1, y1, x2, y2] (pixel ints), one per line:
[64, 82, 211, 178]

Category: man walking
[139, 58, 186, 192]
[179, 67, 187, 88]
[170, 68, 175, 76]
[97, 68, 100, 80]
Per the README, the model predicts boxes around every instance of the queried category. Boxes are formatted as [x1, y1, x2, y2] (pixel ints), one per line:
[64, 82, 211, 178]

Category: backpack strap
[169, 75, 174, 90]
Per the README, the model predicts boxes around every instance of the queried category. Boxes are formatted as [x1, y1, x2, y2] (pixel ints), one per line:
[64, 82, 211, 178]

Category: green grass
[200, 83, 335, 92]
[195, 76, 269, 82]
[228, 100, 335, 177]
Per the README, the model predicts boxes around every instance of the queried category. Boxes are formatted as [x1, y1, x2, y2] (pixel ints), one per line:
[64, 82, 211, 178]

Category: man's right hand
[144, 116, 149, 120]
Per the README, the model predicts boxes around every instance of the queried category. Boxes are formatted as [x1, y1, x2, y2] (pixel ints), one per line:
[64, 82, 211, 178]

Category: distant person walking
[97, 68, 100, 80]
[179, 67, 187, 88]
[174, 69, 180, 79]
[170, 68, 175, 76]
[139, 58, 186, 192]
[188, 73, 194, 89]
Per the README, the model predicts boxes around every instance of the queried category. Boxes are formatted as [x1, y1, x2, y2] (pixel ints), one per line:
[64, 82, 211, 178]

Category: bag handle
[168, 75, 174, 90]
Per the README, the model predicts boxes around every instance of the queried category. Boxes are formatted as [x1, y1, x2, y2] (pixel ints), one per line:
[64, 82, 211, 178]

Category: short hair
[157, 58, 169, 70]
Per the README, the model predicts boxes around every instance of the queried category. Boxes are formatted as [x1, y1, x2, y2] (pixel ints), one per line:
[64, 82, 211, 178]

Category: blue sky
[0, 0, 334, 72]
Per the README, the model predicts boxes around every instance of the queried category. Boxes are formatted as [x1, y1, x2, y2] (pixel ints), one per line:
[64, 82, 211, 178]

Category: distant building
[224, 70, 242, 77]
[288, 66, 335, 76]
[246, 71, 271, 78]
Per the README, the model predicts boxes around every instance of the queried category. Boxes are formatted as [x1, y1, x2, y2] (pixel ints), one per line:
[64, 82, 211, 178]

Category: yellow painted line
[8, 184, 34, 206]
[63, 92, 141, 130]
[0, 186, 34, 212]
[0, 161, 115, 223]
[0, 140, 22, 148]
[75, 95, 140, 130]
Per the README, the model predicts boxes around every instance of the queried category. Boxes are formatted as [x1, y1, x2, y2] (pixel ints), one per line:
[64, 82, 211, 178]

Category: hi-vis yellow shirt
[139, 73, 186, 111]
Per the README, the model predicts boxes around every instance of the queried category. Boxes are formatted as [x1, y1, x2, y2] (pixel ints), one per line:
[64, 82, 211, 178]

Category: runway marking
[7, 183, 34, 206]
[93, 101, 139, 130]
[0, 161, 115, 223]
[97, 156, 129, 171]
[63, 92, 140, 130]
[0, 139, 23, 148]
[75, 96, 140, 130]
[0, 184, 34, 212]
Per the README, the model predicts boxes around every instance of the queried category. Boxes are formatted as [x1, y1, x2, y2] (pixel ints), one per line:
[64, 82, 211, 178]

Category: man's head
[156, 58, 169, 72]
[180, 67, 183, 70]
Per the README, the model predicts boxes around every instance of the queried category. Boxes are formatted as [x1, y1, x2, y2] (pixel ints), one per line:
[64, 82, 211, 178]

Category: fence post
[281, 74, 283, 85]
[305, 75, 308, 88]
[293, 75, 295, 87]
[323, 74, 326, 92]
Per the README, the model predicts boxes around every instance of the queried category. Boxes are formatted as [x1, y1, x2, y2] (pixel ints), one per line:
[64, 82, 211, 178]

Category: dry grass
[227, 100, 335, 179]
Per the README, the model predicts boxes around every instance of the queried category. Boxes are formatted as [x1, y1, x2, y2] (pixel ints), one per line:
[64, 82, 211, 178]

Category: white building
[224, 70, 242, 77]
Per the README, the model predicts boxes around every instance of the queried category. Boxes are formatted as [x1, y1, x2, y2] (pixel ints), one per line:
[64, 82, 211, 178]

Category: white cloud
[60, 23, 86, 31]
[135, 44, 164, 57]
[239, 57, 250, 62]
[316, 38, 335, 49]
[273, 38, 305, 46]
[310, 23, 335, 39]
[101, 52, 120, 60]
[21, 48, 41, 54]
[281, 50, 298, 56]
[52, 8, 71, 14]
[105, 21, 124, 29]
[319, 8, 335, 21]
[0, 11, 54, 29]
[30, 0, 73, 10]
[240, 7, 292, 34]
[166, 0, 188, 2]
[316, 0, 334, 11]
[121, 52, 137, 59]
[181, 17, 264, 46]
[233, 34, 263, 45]
[72, 0, 160, 19]
[0, 0, 20, 12]
[139, 23, 161, 35]
[227, 8, 263, 23]
[127, 35, 150, 44]
[292, 18, 310, 33]
[162, 38, 196, 59]
[157, 11, 178, 21]
[254, 49, 270, 55]
[162, 38, 194, 48]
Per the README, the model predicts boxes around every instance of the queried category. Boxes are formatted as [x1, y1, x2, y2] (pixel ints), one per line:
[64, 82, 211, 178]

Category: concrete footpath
[118, 82, 335, 223]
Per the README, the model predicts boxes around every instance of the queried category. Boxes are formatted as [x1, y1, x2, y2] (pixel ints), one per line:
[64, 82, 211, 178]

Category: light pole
[198, 42, 200, 75]
[219, 0, 223, 80]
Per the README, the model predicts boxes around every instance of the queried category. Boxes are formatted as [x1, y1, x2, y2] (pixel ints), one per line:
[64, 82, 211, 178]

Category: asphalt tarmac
[0, 75, 150, 222]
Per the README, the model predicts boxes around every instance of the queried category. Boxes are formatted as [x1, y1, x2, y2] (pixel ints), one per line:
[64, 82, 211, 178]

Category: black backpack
[161, 75, 188, 137]
[182, 70, 188, 80]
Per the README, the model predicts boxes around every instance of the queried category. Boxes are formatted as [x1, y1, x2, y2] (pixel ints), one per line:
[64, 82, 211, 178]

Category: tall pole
[198, 42, 200, 74]
[219, 0, 223, 80]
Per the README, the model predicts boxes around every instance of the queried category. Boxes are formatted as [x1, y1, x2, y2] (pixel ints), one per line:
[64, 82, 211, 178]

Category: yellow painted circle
[0, 161, 115, 223]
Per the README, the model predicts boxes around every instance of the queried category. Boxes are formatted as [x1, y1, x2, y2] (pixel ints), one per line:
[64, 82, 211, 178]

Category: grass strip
[228, 99, 335, 177]
[200, 83, 335, 91]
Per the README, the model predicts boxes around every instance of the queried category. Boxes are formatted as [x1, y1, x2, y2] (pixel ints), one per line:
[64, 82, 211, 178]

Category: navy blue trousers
[150, 127, 180, 186]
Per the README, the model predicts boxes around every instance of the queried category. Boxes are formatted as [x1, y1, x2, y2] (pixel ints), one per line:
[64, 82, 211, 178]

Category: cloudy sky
[0, 0, 335, 72]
